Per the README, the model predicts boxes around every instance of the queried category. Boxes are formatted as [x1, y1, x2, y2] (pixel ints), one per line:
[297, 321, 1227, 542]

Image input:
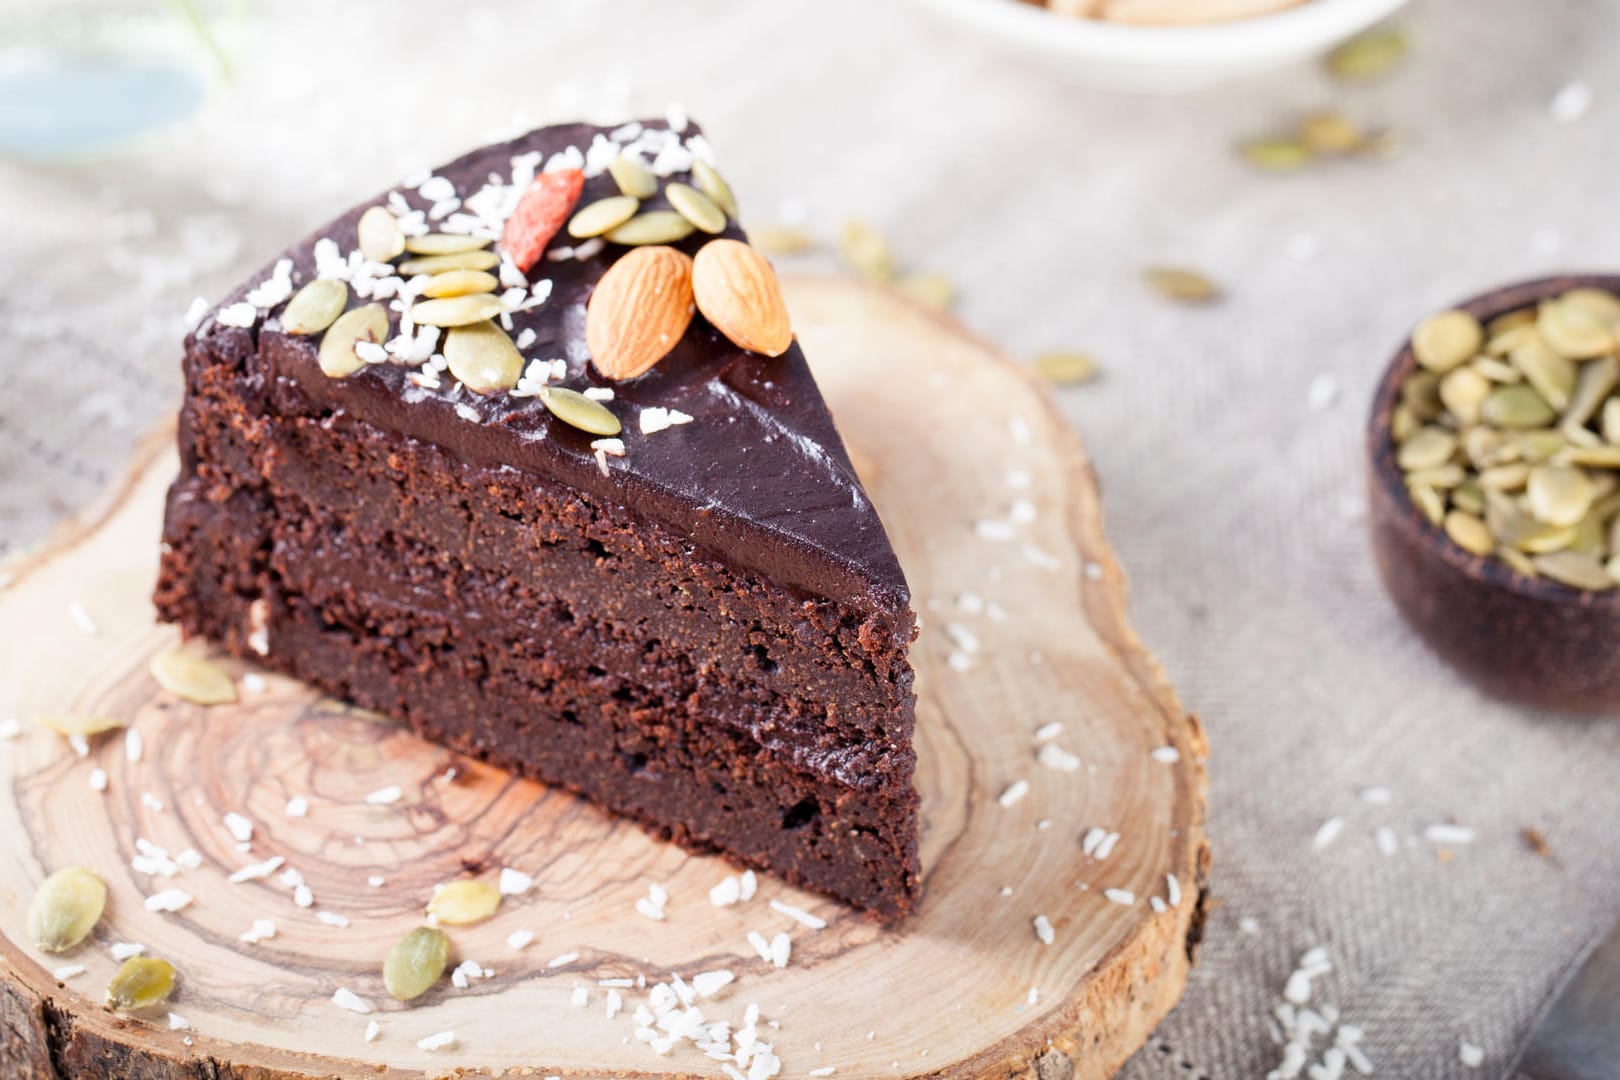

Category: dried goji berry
[501, 168, 585, 273]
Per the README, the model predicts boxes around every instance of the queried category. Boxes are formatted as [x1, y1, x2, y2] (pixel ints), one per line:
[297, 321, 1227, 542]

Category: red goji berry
[500, 168, 585, 273]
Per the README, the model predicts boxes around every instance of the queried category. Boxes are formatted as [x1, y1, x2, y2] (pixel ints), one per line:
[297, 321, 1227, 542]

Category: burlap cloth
[3, 0, 1618, 1075]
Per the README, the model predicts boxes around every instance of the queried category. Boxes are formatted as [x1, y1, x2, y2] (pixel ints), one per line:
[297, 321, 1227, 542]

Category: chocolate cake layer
[156, 118, 922, 917]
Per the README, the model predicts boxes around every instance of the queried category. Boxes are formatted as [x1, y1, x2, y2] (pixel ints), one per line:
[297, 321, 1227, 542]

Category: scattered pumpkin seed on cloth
[1392, 287, 1620, 589]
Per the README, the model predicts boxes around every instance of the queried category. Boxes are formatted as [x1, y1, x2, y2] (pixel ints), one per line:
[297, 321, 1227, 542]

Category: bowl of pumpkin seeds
[1369, 274, 1620, 713]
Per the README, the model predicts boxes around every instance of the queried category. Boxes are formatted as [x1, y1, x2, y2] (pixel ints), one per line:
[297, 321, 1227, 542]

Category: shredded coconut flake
[145, 889, 192, 913]
[1038, 744, 1081, 773]
[998, 779, 1030, 807]
[332, 988, 370, 1014]
[499, 867, 535, 896]
[364, 785, 402, 806]
[1033, 915, 1055, 945]
[769, 899, 827, 930]
[417, 1030, 456, 1051]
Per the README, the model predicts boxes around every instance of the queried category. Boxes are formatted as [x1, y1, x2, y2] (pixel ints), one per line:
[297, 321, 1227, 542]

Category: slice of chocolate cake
[153, 118, 921, 917]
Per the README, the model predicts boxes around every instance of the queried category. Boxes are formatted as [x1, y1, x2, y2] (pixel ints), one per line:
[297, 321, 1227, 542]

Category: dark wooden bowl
[1367, 273, 1620, 715]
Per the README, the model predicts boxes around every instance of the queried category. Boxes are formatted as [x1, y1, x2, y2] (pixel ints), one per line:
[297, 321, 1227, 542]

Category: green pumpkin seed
[1239, 137, 1311, 172]
[403, 233, 492, 256]
[1486, 324, 1538, 358]
[691, 159, 738, 218]
[1604, 398, 1620, 444]
[444, 321, 525, 394]
[383, 926, 451, 1001]
[280, 279, 349, 336]
[1034, 352, 1099, 386]
[665, 182, 726, 235]
[426, 879, 502, 926]
[107, 957, 176, 1011]
[1558, 445, 1620, 469]
[1479, 463, 1531, 491]
[1439, 367, 1492, 426]
[1297, 112, 1366, 154]
[1508, 335, 1576, 411]
[1143, 267, 1220, 304]
[1396, 426, 1457, 471]
[605, 211, 696, 246]
[1538, 297, 1616, 359]
[1407, 481, 1445, 526]
[1561, 287, 1620, 325]
[568, 195, 641, 239]
[357, 206, 405, 263]
[1443, 511, 1494, 556]
[896, 273, 955, 311]
[1406, 464, 1465, 489]
[1412, 309, 1483, 373]
[1390, 403, 1418, 442]
[1561, 355, 1619, 429]
[608, 157, 658, 199]
[149, 651, 237, 705]
[1472, 356, 1522, 383]
[35, 714, 123, 737]
[1498, 546, 1536, 576]
[28, 867, 107, 952]
[318, 303, 390, 379]
[421, 270, 500, 299]
[1528, 464, 1594, 527]
[1401, 370, 1443, 420]
[1488, 498, 1576, 554]
[749, 225, 816, 256]
[411, 295, 506, 328]
[839, 220, 894, 283]
[1481, 384, 1556, 429]
[541, 387, 622, 437]
[399, 250, 502, 277]
[1515, 428, 1569, 463]
[1488, 308, 1538, 337]
[1533, 550, 1615, 590]
[1571, 511, 1608, 555]
[1452, 481, 1486, 516]
[1326, 27, 1408, 81]
[1462, 426, 1509, 469]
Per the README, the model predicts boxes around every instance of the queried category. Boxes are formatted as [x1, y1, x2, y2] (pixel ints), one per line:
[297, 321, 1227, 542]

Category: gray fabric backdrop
[3, 1, 1618, 1076]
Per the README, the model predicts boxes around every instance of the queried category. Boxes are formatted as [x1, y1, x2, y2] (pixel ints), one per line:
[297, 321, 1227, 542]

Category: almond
[692, 239, 793, 358]
[586, 246, 695, 381]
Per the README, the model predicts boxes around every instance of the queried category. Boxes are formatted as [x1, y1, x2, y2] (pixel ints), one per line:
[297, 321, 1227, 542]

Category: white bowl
[914, 0, 1414, 92]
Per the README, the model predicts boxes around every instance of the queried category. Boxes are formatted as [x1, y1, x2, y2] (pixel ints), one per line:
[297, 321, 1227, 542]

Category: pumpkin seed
[149, 651, 237, 705]
[568, 196, 640, 239]
[107, 957, 176, 1011]
[839, 220, 895, 283]
[541, 387, 622, 437]
[1143, 267, 1220, 304]
[1326, 27, 1407, 81]
[1500, 546, 1537, 576]
[1481, 384, 1556, 429]
[1443, 511, 1494, 556]
[444, 321, 525, 394]
[1297, 112, 1365, 154]
[665, 182, 727, 235]
[1452, 481, 1486, 516]
[1561, 355, 1619, 429]
[1538, 297, 1616, 359]
[1412, 309, 1483, 373]
[1239, 137, 1311, 172]
[421, 269, 500, 299]
[1390, 403, 1418, 442]
[399, 250, 502, 277]
[1486, 323, 1538, 358]
[28, 867, 106, 952]
[1035, 352, 1099, 385]
[1605, 398, 1620, 444]
[1406, 464, 1465, 489]
[357, 206, 405, 263]
[691, 159, 738, 218]
[896, 273, 954, 311]
[749, 225, 816, 256]
[1508, 335, 1576, 411]
[1558, 445, 1620, 469]
[403, 233, 491, 256]
[1528, 464, 1594, 526]
[1571, 511, 1608, 555]
[35, 714, 122, 737]
[425, 879, 502, 926]
[1515, 428, 1569, 463]
[1439, 367, 1492, 426]
[1400, 371, 1442, 421]
[1462, 426, 1508, 468]
[1408, 481, 1444, 526]
[1479, 463, 1531, 491]
[1607, 553, 1620, 584]
[1472, 356, 1522, 383]
[410, 295, 506, 328]
[318, 303, 390, 378]
[383, 926, 451, 1001]
[608, 157, 658, 199]
[280, 279, 349, 336]
[1562, 287, 1620, 325]
[605, 211, 696, 246]
[1396, 426, 1457, 471]
[1488, 308, 1538, 337]
[1533, 550, 1615, 590]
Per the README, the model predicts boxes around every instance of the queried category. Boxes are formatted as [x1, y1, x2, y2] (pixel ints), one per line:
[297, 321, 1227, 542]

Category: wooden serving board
[0, 277, 1208, 1080]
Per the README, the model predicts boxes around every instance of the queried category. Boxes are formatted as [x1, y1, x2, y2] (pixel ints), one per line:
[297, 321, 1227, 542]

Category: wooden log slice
[0, 276, 1209, 1079]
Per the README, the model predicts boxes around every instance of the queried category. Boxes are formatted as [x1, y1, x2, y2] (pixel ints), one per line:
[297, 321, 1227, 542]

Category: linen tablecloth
[3, 1, 1619, 1075]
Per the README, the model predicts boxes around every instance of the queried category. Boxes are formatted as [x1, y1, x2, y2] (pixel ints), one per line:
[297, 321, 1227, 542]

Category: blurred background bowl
[913, 0, 1413, 92]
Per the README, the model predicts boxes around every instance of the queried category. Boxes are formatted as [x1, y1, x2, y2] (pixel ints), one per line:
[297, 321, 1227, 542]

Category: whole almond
[692, 239, 793, 358]
[586, 246, 695, 381]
